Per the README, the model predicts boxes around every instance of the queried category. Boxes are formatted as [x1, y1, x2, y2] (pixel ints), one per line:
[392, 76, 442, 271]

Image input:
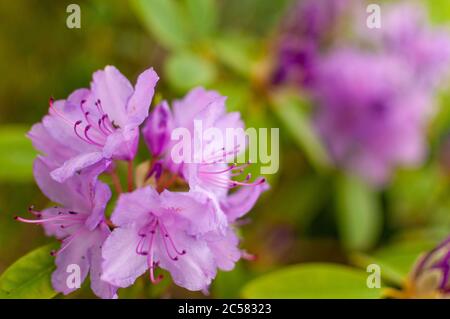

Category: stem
[157, 172, 178, 192]
[110, 171, 123, 194]
[105, 218, 116, 229]
[165, 173, 177, 188]
[128, 160, 134, 192]
[382, 288, 406, 299]
[146, 158, 156, 181]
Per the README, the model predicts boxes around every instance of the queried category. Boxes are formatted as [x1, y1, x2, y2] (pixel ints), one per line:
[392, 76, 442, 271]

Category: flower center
[49, 97, 118, 148]
[189, 144, 265, 189]
[135, 217, 186, 284]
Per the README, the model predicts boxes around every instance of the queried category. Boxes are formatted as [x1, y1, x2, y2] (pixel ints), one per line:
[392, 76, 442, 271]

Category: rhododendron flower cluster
[274, 0, 450, 185]
[18, 66, 268, 298]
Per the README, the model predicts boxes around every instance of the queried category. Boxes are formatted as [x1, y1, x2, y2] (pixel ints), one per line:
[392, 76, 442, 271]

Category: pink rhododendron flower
[16, 157, 117, 299]
[371, 2, 450, 88]
[143, 87, 267, 213]
[275, 0, 450, 185]
[33, 66, 158, 183]
[101, 186, 239, 292]
[313, 50, 432, 185]
[272, 0, 350, 86]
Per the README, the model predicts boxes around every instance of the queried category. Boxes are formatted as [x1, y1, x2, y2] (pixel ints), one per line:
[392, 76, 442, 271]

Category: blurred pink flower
[272, 0, 350, 86]
[314, 50, 432, 184]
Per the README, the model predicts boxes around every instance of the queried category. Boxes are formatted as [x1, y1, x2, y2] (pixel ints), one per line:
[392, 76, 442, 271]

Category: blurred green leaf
[0, 125, 35, 182]
[131, 0, 190, 49]
[351, 240, 436, 286]
[0, 243, 57, 299]
[271, 93, 331, 172]
[165, 52, 217, 92]
[389, 166, 443, 228]
[335, 174, 382, 251]
[214, 82, 251, 113]
[241, 263, 383, 298]
[272, 175, 329, 229]
[430, 91, 450, 143]
[185, 0, 217, 39]
[425, 0, 450, 24]
[213, 263, 248, 298]
[212, 34, 256, 78]
[222, 0, 291, 35]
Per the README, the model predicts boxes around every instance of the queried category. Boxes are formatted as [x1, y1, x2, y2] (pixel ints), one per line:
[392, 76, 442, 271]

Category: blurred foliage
[335, 174, 383, 252]
[0, 0, 449, 299]
[0, 126, 35, 182]
[242, 263, 384, 299]
[351, 240, 436, 286]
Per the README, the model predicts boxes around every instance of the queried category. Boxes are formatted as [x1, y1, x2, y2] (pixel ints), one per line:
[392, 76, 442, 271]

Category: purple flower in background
[273, 0, 350, 86]
[16, 157, 117, 299]
[33, 66, 158, 183]
[274, 1, 450, 185]
[370, 2, 450, 88]
[101, 186, 240, 292]
[313, 50, 432, 185]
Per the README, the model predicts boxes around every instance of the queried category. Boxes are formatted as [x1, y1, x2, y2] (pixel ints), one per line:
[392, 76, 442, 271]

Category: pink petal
[28, 123, 76, 165]
[220, 180, 269, 222]
[88, 224, 118, 299]
[111, 186, 159, 227]
[91, 66, 133, 127]
[126, 67, 159, 127]
[159, 190, 227, 235]
[51, 227, 93, 295]
[155, 230, 216, 292]
[50, 151, 105, 183]
[85, 181, 111, 231]
[34, 157, 90, 212]
[101, 227, 148, 288]
[103, 127, 139, 161]
[38, 207, 80, 239]
[172, 87, 225, 129]
[206, 228, 241, 271]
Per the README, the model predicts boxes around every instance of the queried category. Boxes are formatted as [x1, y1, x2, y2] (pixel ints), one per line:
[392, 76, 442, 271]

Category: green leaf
[271, 93, 331, 172]
[335, 174, 382, 251]
[165, 52, 217, 92]
[131, 0, 190, 49]
[351, 240, 436, 286]
[241, 263, 383, 298]
[0, 125, 35, 182]
[0, 244, 58, 299]
[185, 0, 217, 39]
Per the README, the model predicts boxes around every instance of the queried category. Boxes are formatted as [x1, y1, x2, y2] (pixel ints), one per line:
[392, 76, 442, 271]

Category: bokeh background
[1, 0, 450, 298]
